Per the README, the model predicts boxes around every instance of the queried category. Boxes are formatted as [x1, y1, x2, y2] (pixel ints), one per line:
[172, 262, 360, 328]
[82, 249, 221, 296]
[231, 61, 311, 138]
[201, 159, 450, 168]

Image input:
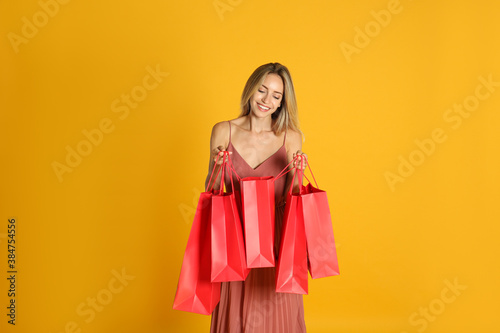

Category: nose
[261, 93, 270, 104]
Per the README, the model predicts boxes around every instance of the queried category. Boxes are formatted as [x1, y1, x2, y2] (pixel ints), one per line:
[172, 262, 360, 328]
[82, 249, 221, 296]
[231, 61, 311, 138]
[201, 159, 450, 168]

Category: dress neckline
[228, 141, 286, 171]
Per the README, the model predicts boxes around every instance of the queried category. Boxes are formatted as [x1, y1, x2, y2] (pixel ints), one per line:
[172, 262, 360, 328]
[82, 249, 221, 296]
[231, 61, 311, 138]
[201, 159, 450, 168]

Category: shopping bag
[211, 152, 250, 282]
[239, 175, 275, 268]
[173, 191, 221, 315]
[302, 179, 340, 279]
[275, 156, 308, 294]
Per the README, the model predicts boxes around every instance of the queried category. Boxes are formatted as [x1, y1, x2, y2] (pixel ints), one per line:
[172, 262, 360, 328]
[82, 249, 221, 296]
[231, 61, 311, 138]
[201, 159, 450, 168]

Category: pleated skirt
[210, 203, 307, 333]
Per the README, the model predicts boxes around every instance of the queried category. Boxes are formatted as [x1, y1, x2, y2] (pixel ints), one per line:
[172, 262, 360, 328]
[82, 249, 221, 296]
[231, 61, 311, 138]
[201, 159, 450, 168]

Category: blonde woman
[206, 62, 308, 333]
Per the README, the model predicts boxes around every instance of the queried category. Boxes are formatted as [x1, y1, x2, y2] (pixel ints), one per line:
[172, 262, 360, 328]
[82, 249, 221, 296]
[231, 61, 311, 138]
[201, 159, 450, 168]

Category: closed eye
[258, 88, 281, 100]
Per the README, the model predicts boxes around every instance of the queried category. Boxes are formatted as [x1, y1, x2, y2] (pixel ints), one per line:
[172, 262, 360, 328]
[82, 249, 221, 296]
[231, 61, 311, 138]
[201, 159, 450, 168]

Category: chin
[253, 110, 273, 119]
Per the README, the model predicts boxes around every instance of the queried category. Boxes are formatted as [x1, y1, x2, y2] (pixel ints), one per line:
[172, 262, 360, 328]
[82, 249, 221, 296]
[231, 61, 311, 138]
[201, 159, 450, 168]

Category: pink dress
[210, 121, 307, 333]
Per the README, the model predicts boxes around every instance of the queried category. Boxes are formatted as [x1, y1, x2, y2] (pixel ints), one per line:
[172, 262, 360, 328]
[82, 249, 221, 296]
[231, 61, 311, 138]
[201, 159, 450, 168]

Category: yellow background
[1, 0, 499, 332]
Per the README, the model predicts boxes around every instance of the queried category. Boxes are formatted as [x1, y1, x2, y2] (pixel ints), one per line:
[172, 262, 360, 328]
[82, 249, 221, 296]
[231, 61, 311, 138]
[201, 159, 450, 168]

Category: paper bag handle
[205, 151, 241, 193]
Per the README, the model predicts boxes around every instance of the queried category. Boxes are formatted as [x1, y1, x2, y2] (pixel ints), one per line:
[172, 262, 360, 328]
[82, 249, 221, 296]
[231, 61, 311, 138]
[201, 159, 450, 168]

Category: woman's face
[250, 73, 284, 118]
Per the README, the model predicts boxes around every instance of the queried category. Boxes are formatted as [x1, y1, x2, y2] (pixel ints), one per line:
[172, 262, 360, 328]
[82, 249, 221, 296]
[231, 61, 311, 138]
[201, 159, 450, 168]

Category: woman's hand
[212, 145, 232, 165]
[292, 150, 308, 170]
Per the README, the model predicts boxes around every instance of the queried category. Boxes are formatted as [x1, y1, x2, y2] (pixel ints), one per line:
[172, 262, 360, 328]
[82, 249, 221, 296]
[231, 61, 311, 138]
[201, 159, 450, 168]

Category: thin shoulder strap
[283, 127, 287, 146]
[228, 120, 232, 144]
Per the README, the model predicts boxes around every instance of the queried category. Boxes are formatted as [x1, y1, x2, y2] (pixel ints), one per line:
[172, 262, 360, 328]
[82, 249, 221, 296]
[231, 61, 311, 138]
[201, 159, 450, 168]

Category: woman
[206, 62, 308, 333]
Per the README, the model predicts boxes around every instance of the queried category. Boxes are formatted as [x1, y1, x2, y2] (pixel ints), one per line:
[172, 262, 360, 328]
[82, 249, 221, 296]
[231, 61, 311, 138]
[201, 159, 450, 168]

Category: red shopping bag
[275, 156, 308, 294]
[173, 190, 221, 315]
[302, 176, 340, 279]
[239, 175, 275, 268]
[210, 152, 250, 282]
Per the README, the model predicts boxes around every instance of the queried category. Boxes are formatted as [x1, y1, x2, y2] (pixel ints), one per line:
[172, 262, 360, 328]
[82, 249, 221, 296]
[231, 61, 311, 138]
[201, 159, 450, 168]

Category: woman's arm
[205, 122, 232, 191]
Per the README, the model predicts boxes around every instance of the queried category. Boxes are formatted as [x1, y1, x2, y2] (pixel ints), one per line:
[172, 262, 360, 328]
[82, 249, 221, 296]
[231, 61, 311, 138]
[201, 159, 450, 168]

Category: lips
[257, 103, 271, 112]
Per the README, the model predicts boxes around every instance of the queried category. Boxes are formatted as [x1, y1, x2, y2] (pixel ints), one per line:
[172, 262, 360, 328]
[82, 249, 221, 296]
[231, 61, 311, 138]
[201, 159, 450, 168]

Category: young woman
[206, 62, 308, 333]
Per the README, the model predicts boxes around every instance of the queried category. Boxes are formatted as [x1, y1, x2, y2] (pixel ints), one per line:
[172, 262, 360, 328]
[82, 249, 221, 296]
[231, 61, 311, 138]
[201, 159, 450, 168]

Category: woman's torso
[223, 120, 288, 203]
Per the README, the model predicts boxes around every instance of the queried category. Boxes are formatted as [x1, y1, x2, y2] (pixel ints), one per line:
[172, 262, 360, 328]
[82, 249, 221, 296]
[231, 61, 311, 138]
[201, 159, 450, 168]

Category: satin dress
[210, 121, 307, 333]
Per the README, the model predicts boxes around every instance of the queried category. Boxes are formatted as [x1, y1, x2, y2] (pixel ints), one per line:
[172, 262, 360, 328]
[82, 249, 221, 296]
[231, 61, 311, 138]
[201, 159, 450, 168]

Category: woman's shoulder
[286, 128, 303, 143]
[210, 116, 245, 146]
[211, 120, 228, 132]
[210, 121, 229, 144]
[211, 116, 245, 133]
[284, 128, 303, 153]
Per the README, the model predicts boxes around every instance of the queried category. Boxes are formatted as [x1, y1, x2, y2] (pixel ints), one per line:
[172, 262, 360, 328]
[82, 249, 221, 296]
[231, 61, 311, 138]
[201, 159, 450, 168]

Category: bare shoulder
[286, 129, 303, 148]
[285, 128, 303, 159]
[211, 120, 229, 135]
[210, 121, 230, 148]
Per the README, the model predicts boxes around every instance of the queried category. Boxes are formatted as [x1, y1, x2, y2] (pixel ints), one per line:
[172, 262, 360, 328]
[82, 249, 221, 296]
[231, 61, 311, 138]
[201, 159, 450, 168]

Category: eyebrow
[262, 84, 283, 95]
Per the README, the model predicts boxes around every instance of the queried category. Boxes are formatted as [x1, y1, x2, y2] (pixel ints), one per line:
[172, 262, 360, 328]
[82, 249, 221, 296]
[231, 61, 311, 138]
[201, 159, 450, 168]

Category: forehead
[261, 73, 283, 91]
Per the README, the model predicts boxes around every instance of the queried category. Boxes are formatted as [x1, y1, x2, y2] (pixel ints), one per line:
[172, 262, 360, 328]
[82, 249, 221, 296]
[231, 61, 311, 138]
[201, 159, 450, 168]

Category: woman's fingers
[292, 150, 308, 169]
[212, 146, 232, 164]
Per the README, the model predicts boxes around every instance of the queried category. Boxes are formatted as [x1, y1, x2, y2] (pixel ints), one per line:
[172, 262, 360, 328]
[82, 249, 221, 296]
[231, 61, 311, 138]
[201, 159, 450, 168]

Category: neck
[246, 113, 273, 134]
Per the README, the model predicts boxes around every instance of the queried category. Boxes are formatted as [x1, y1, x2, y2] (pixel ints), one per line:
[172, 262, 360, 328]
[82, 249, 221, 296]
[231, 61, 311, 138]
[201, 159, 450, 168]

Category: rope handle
[288, 155, 304, 195]
[274, 154, 319, 190]
[303, 156, 318, 189]
[206, 153, 221, 192]
[273, 156, 297, 182]
[272, 154, 306, 196]
[205, 151, 241, 193]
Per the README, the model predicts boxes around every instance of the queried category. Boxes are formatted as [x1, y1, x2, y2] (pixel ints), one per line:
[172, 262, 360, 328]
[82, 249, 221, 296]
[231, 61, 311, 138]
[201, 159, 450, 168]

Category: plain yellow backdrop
[1, 0, 499, 332]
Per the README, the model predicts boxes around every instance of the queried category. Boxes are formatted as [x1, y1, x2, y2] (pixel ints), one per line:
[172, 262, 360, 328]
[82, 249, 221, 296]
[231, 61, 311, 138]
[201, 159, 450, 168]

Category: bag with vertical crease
[172, 190, 220, 315]
[239, 175, 276, 268]
[300, 158, 340, 279]
[275, 155, 309, 294]
[210, 152, 250, 282]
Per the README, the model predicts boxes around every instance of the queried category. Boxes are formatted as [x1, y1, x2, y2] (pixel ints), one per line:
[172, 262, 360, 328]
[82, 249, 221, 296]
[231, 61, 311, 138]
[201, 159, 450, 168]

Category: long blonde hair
[239, 63, 302, 137]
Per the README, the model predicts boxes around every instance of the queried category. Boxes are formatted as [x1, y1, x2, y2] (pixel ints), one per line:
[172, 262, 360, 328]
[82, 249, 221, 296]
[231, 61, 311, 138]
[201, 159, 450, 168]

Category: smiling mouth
[257, 103, 271, 112]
